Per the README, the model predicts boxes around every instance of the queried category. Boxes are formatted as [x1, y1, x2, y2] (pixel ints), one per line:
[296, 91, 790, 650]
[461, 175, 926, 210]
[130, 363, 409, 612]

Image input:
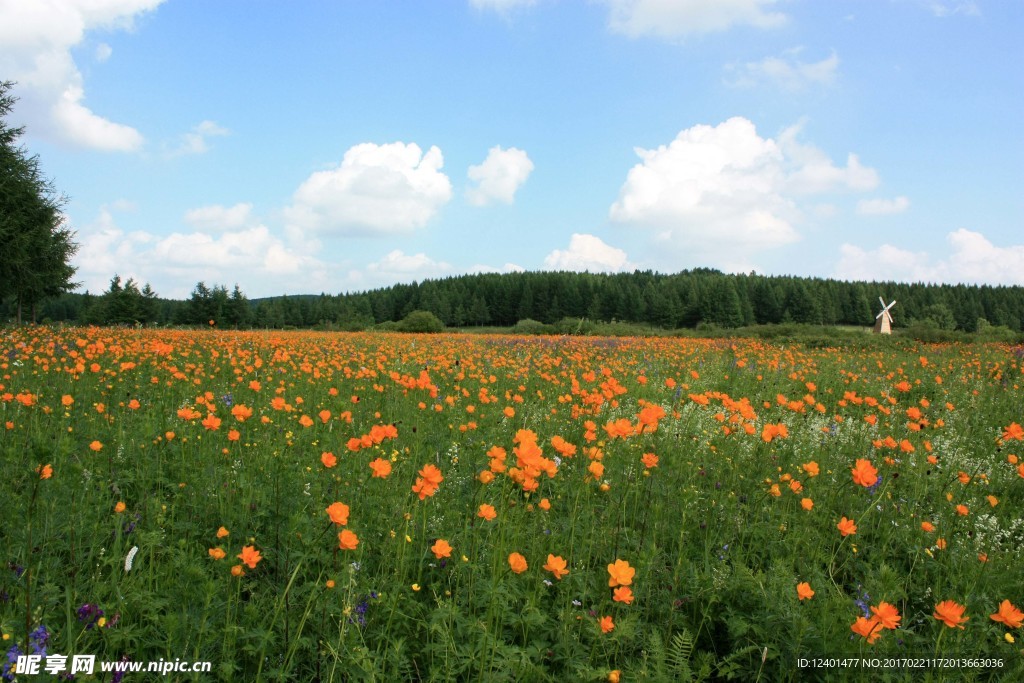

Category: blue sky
[2, 0, 1021, 298]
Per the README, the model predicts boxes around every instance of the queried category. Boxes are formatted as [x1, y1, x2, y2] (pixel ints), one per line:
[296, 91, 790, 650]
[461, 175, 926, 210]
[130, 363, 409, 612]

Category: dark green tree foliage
[0, 81, 79, 322]
[323, 271, 1024, 332]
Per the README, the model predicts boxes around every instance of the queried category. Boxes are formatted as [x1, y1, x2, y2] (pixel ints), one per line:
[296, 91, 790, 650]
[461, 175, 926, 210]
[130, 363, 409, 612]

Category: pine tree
[0, 81, 79, 322]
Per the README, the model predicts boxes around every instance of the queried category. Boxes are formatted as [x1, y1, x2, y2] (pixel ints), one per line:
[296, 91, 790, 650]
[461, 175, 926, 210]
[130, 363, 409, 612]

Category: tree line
[17, 269, 1024, 334]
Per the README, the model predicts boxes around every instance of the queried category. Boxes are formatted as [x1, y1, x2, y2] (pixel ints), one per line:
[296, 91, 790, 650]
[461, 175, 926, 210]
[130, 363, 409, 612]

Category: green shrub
[397, 310, 445, 333]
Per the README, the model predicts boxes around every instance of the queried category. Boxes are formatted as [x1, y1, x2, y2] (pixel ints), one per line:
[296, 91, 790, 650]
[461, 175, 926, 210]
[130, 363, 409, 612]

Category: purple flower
[77, 604, 104, 629]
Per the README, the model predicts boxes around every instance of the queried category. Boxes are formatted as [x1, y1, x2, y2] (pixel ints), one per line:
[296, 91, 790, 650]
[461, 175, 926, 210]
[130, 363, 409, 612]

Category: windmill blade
[876, 310, 884, 319]
[879, 296, 887, 307]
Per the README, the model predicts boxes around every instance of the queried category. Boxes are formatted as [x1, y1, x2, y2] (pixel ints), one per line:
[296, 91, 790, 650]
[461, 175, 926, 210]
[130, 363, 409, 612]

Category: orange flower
[208, 547, 226, 560]
[990, 600, 1024, 629]
[508, 552, 528, 574]
[538, 498, 551, 511]
[369, 458, 392, 478]
[599, 615, 615, 633]
[920, 521, 935, 533]
[216, 526, 229, 538]
[801, 461, 819, 477]
[227, 429, 240, 442]
[114, 501, 126, 513]
[237, 545, 262, 569]
[1002, 422, 1024, 441]
[955, 504, 969, 516]
[89, 440, 103, 452]
[326, 502, 350, 526]
[796, 582, 814, 601]
[37, 463, 53, 480]
[612, 586, 634, 604]
[231, 404, 253, 421]
[641, 452, 659, 469]
[933, 600, 969, 629]
[477, 504, 497, 521]
[850, 616, 882, 643]
[201, 414, 222, 431]
[837, 517, 857, 537]
[231, 564, 245, 577]
[412, 463, 444, 499]
[321, 451, 337, 468]
[431, 539, 453, 559]
[870, 602, 901, 630]
[851, 458, 879, 488]
[61, 395, 74, 407]
[607, 559, 635, 587]
[338, 530, 359, 550]
[543, 554, 569, 580]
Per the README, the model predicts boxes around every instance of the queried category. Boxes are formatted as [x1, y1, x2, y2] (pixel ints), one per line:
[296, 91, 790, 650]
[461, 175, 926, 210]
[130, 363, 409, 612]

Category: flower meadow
[1, 327, 1022, 681]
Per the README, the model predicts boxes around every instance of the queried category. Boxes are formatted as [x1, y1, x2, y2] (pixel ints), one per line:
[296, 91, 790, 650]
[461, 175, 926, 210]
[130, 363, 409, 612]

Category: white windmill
[874, 297, 896, 334]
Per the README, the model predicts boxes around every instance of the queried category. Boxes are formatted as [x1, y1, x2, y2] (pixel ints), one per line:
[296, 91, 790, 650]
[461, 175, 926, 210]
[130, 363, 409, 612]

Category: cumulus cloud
[609, 116, 880, 270]
[726, 48, 839, 91]
[543, 233, 632, 272]
[0, 0, 163, 151]
[466, 146, 534, 206]
[184, 203, 254, 231]
[835, 229, 1024, 286]
[777, 123, 879, 194]
[857, 196, 910, 215]
[285, 142, 453, 236]
[605, 0, 785, 38]
[165, 120, 230, 157]
[73, 207, 328, 298]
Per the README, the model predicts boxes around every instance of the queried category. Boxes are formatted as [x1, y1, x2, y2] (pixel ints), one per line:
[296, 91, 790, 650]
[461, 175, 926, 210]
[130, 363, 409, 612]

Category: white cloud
[466, 146, 534, 205]
[726, 49, 839, 91]
[835, 229, 1024, 286]
[0, 0, 163, 151]
[184, 203, 254, 231]
[857, 196, 910, 215]
[543, 233, 632, 272]
[165, 120, 230, 157]
[285, 142, 453, 235]
[924, 1, 979, 18]
[468, 262, 526, 274]
[344, 250, 454, 289]
[610, 117, 880, 270]
[95, 43, 112, 62]
[73, 208, 329, 298]
[778, 123, 879, 194]
[605, 0, 785, 38]
[469, 0, 536, 11]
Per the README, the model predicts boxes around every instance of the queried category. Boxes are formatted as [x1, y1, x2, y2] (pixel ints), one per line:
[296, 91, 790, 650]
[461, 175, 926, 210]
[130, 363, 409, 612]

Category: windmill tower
[874, 297, 896, 334]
